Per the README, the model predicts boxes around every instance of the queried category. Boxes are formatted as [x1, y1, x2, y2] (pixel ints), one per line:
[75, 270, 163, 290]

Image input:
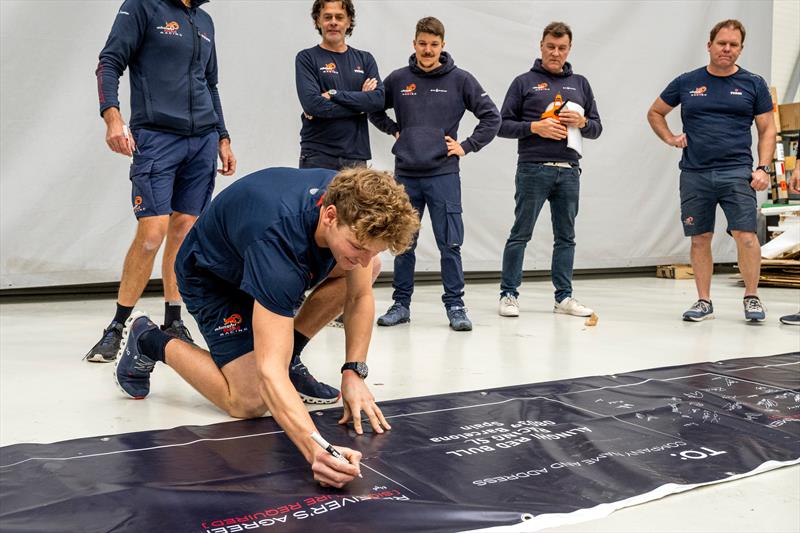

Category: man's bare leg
[161, 212, 198, 302]
[690, 232, 714, 301]
[118, 216, 170, 306]
[163, 340, 266, 418]
[732, 230, 761, 296]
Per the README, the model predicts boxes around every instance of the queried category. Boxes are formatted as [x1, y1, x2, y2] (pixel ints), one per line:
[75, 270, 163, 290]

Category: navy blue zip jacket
[369, 52, 500, 178]
[96, 0, 229, 138]
[295, 45, 384, 161]
[499, 59, 601, 165]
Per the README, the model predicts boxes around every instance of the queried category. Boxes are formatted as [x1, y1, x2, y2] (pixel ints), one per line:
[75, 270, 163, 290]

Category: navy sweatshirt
[369, 52, 500, 178]
[295, 45, 384, 161]
[498, 59, 601, 165]
[96, 0, 228, 138]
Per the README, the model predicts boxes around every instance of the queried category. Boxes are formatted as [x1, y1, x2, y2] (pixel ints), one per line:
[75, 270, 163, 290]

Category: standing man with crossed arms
[87, 0, 236, 363]
[647, 19, 775, 322]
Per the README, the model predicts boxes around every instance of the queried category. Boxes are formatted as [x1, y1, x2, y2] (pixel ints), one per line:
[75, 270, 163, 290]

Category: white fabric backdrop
[0, 1, 772, 289]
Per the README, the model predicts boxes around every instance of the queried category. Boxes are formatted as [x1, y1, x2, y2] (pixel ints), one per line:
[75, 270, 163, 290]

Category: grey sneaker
[779, 313, 800, 325]
[683, 299, 714, 321]
[743, 296, 766, 322]
[498, 294, 519, 317]
[377, 302, 410, 326]
[447, 306, 473, 331]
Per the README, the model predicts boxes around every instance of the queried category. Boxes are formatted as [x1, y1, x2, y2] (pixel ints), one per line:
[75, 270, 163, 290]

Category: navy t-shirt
[660, 66, 772, 171]
[184, 167, 337, 317]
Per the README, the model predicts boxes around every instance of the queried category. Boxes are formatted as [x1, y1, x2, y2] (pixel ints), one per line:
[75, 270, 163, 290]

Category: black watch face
[344, 362, 368, 378]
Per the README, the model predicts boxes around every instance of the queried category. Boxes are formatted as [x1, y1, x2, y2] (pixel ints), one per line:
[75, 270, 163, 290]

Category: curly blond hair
[323, 167, 420, 255]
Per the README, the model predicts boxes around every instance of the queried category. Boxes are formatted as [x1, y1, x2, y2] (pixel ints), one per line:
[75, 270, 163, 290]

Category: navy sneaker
[377, 302, 410, 326]
[743, 296, 766, 322]
[114, 311, 159, 399]
[682, 300, 714, 322]
[84, 321, 124, 363]
[289, 356, 340, 405]
[162, 319, 194, 344]
[447, 306, 473, 331]
[780, 313, 800, 325]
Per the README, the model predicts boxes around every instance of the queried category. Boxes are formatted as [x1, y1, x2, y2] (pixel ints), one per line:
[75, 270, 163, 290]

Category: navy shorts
[679, 166, 757, 236]
[129, 128, 218, 219]
[176, 238, 254, 368]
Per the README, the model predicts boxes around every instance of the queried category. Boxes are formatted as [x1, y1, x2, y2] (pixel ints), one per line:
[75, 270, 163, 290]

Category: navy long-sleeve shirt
[96, 0, 228, 138]
[499, 59, 601, 165]
[295, 45, 384, 161]
[369, 52, 500, 178]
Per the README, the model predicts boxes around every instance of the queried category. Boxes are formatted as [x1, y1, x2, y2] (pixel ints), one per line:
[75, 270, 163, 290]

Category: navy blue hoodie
[96, 0, 228, 138]
[369, 52, 500, 178]
[499, 59, 601, 165]
[295, 45, 384, 161]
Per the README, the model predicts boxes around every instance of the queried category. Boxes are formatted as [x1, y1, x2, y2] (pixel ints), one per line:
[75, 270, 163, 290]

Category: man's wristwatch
[327, 89, 338, 96]
[341, 361, 368, 379]
[755, 165, 771, 173]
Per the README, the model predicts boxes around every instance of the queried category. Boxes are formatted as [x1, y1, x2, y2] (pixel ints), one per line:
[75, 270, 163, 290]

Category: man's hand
[311, 446, 362, 488]
[218, 138, 236, 176]
[789, 166, 800, 194]
[445, 135, 465, 157]
[321, 91, 332, 100]
[558, 110, 586, 128]
[338, 372, 391, 435]
[532, 118, 567, 140]
[362, 78, 377, 92]
[103, 108, 135, 157]
[750, 167, 770, 191]
[667, 133, 688, 148]
[304, 112, 314, 121]
[393, 131, 400, 140]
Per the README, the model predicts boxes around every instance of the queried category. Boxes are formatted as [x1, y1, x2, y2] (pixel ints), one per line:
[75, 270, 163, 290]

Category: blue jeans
[500, 163, 580, 302]
[392, 173, 465, 309]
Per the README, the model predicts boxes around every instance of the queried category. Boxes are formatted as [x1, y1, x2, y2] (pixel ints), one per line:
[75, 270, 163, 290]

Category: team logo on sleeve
[157, 21, 182, 37]
[532, 82, 550, 91]
[319, 63, 338, 74]
[689, 86, 707, 96]
[401, 83, 417, 96]
[214, 313, 248, 336]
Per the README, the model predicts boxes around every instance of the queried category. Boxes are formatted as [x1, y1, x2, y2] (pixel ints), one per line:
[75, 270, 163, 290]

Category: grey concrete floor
[1, 274, 799, 532]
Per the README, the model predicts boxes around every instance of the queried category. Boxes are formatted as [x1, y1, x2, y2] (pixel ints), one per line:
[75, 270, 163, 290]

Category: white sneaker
[498, 295, 520, 317]
[554, 297, 593, 317]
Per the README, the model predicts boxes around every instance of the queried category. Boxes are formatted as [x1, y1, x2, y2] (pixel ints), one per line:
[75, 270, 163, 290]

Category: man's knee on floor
[226, 397, 267, 419]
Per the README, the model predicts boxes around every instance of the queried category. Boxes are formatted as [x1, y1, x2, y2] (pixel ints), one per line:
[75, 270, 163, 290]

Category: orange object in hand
[541, 94, 569, 121]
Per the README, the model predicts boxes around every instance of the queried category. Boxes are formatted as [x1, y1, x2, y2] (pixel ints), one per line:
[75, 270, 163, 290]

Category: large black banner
[1, 353, 798, 532]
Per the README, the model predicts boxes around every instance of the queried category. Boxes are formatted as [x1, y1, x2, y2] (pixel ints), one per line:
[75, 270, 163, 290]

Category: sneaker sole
[85, 353, 116, 363]
[113, 311, 149, 400]
[553, 309, 593, 317]
[377, 318, 411, 327]
[683, 314, 714, 322]
[299, 391, 341, 405]
[746, 317, 766, 322]
[327, 321, 344, 329]
[499, 311, 519, 317]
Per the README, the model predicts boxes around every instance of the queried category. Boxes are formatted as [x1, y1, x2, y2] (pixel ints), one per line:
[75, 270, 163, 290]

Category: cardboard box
[770, 87, 781, 131]
[779, 102, 800, 132]
[656, 264, 694, 279]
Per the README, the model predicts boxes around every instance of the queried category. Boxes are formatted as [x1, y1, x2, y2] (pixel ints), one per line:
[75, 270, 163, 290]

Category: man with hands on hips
[647, 19, 775, 323]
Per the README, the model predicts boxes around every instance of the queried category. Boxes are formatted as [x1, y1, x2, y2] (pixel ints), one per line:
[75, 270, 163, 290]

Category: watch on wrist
[328, 89, 338, 96]
[755, 165, 770, 173]
[341, 361, 368, 379]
